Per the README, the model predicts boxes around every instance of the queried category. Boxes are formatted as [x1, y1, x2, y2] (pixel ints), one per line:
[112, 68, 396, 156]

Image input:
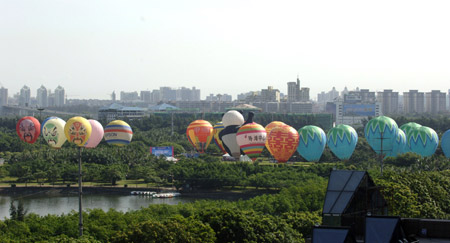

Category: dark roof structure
[365, 216, 407, 243]
[312, 226, 356, 243]
[99, 103, 145, 112]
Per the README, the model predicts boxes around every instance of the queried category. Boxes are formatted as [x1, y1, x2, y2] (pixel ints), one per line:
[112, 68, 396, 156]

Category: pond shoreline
[0, 186, 278, 200]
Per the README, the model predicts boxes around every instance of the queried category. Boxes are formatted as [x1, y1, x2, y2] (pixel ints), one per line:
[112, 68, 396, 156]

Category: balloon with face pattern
[64, 116, 92, 146]
[42, 117, 67, 148]
[16, 116, 41, 144]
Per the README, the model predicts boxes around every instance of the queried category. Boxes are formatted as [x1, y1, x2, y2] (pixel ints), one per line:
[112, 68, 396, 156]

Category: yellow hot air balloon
[186, 120, 213, 153]
[64, 116, 92, 146]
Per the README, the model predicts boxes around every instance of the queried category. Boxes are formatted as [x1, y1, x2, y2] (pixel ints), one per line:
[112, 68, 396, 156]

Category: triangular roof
[312, 226, 356, 243]
[149, 103, 180, 111]
[365, 216, 405, 243]
[227, 104, 261, 111]
[323, 170, 367, 214]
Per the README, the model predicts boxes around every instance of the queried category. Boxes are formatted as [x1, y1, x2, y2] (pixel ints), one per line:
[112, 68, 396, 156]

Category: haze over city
[1, 0, 450, 99]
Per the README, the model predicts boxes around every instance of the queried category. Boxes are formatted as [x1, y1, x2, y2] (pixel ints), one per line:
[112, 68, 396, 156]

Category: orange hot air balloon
[267, 125, 299, 163]
[213, 122, 227, 154]
[186, 120, 214, 153]
[265, 121, 285, 154]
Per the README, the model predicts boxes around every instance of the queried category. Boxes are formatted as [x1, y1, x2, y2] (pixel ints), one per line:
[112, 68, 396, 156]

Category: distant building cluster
[0, 85, 66, 108]
[120, 86, 201, 103]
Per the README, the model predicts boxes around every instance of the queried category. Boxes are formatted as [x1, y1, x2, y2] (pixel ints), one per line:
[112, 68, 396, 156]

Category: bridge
[1, 105, 83, 118]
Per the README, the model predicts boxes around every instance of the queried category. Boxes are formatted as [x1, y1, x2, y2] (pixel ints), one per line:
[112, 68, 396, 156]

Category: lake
[0, 194, 197, 219]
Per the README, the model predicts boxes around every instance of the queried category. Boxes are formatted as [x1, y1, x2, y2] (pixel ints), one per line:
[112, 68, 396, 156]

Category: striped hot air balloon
[186, 120, 213, 153]
[104, 120, 133, 146]
[213, 122, 227, 154]
[236, 122, 266, 161]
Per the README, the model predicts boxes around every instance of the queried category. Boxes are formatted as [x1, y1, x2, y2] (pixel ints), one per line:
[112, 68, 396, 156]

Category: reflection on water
[0, 194, 196, 219]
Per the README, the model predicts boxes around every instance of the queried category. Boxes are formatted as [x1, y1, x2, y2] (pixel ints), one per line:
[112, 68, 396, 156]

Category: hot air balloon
[219, 110, 245, 159]
[42, 117, 66, 148]
[400, 122, 421, 152]
[267, 125, 299, 163]
[84, 119, 104, 148]
[297, 125, 326, 162]
[186, 120, 213, 153]
[265, 121, 285, 155]
[236, 122, 266, 161]
[16, 116, 41, 144]
[212, 122, 227, 154]
[407, 126, 438, 157]
[386, 129, 406, 158]
[365, 116, 398, 156]
[41, 116, 58, 131]
[327, 124, 358, 160]
[440, 129, 450, 158]
[104, 120, 133, 146]
[64, 117, 92, 146]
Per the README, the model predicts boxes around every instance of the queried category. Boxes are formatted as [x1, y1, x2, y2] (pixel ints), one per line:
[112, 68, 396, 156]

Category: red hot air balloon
[16, 116, 41, 144]
[186, 120, 214, 153]
[266, 125, 299, 163]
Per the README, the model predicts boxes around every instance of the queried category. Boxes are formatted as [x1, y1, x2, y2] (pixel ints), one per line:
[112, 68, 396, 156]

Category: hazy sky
[1, 0, 450, 100]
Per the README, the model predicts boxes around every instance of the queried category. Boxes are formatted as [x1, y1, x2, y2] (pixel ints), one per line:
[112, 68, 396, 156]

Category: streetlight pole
[37, 107, 44, 122]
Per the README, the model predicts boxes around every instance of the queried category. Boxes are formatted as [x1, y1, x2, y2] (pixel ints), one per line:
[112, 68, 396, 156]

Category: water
[0, 194, 196, 219]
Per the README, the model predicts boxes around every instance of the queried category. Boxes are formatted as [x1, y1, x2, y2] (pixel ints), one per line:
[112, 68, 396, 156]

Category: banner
[150, 146, 174, 157]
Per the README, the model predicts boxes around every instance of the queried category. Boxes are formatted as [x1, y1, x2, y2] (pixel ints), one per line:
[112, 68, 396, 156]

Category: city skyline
[1, 1, 450, 100]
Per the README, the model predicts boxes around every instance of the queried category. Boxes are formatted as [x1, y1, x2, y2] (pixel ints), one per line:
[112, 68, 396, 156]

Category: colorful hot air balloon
[407, 126, 438, 157]
[42, 117, 66, 148]
[267, 125, 299, 163]
[327, 124, 358, 160]
[219, 110, 245, 159]
[236, 122, 266, 161]
[365, 116, 398, 156]
[186, 120, 213, 153]
[41, 116, 58, 131]
[400, 122, 422, 152]
[64, 117, 92, 146]
[386, 129, 406, 158]
[265, 121, 285, 155]
[84, 119, 104, 148]
[16, 116, 41, 144]
[440, 129, 450, 158]
[104, 120, 133, 146]
[213, 122, 227, 154]
[297, 125, 326, 162]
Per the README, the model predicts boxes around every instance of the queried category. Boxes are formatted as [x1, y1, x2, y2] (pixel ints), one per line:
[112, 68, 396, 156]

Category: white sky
[1, 0, 450, 100]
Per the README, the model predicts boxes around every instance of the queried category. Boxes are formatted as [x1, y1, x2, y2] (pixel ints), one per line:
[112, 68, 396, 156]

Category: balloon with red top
[16, 116, 41, 144]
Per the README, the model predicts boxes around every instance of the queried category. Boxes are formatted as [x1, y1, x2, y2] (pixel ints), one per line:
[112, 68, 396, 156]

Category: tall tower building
[0, 87, 8, 105]
[376, 89, 399, 115]
[19, 85, 31, 107]
[403, 90, 425, 114]
[425, 90, 446, 114]
[287, 76, 301, 102]
[37, 85, 48, 107]
[54, 85, 65, 107]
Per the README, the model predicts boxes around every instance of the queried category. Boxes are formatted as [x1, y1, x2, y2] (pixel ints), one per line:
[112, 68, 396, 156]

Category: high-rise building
[140, 91, 151, 103]
[300, 87, 310, 101]
[160, 87, 177, 101]
[287, 77, 300, 102]
[403, 90, 424, 114]
[37, 85, 48, 107]
[376, 89, 399, 115]
[425, 90, 446, 114]
[0, 87, 8, 105]
[54, 85, 65, 107]
[261, 86, 280, 102]
[120, 91, 139, 101]
[19, 85, 31, 107]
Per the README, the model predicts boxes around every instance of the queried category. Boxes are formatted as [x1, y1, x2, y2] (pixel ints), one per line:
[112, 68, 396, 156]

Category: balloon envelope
[327, 124, 358, 160]
[267, 125, 299, 163]
[42, 117, 66, 148]
[386, 129, 406, 158]
[85, 119, 104, 148]
[400, 122, 422, 152]
[212, 122, 227, 154]
[236, 122, 266, 161]
[364, 116, 398, 156]
[104, 120, 133, 146]
[41, 116, 58, 131]
[407, 126, 438, 157]
[440, 129, 450, 158]
[297, 125, 326, 162]
[16, 116, 41, 144]
[222, 110, 244, 127]
[64, 117, 92, 146]
[265, 121, 285, 155]
[186, 120, 213, 153]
